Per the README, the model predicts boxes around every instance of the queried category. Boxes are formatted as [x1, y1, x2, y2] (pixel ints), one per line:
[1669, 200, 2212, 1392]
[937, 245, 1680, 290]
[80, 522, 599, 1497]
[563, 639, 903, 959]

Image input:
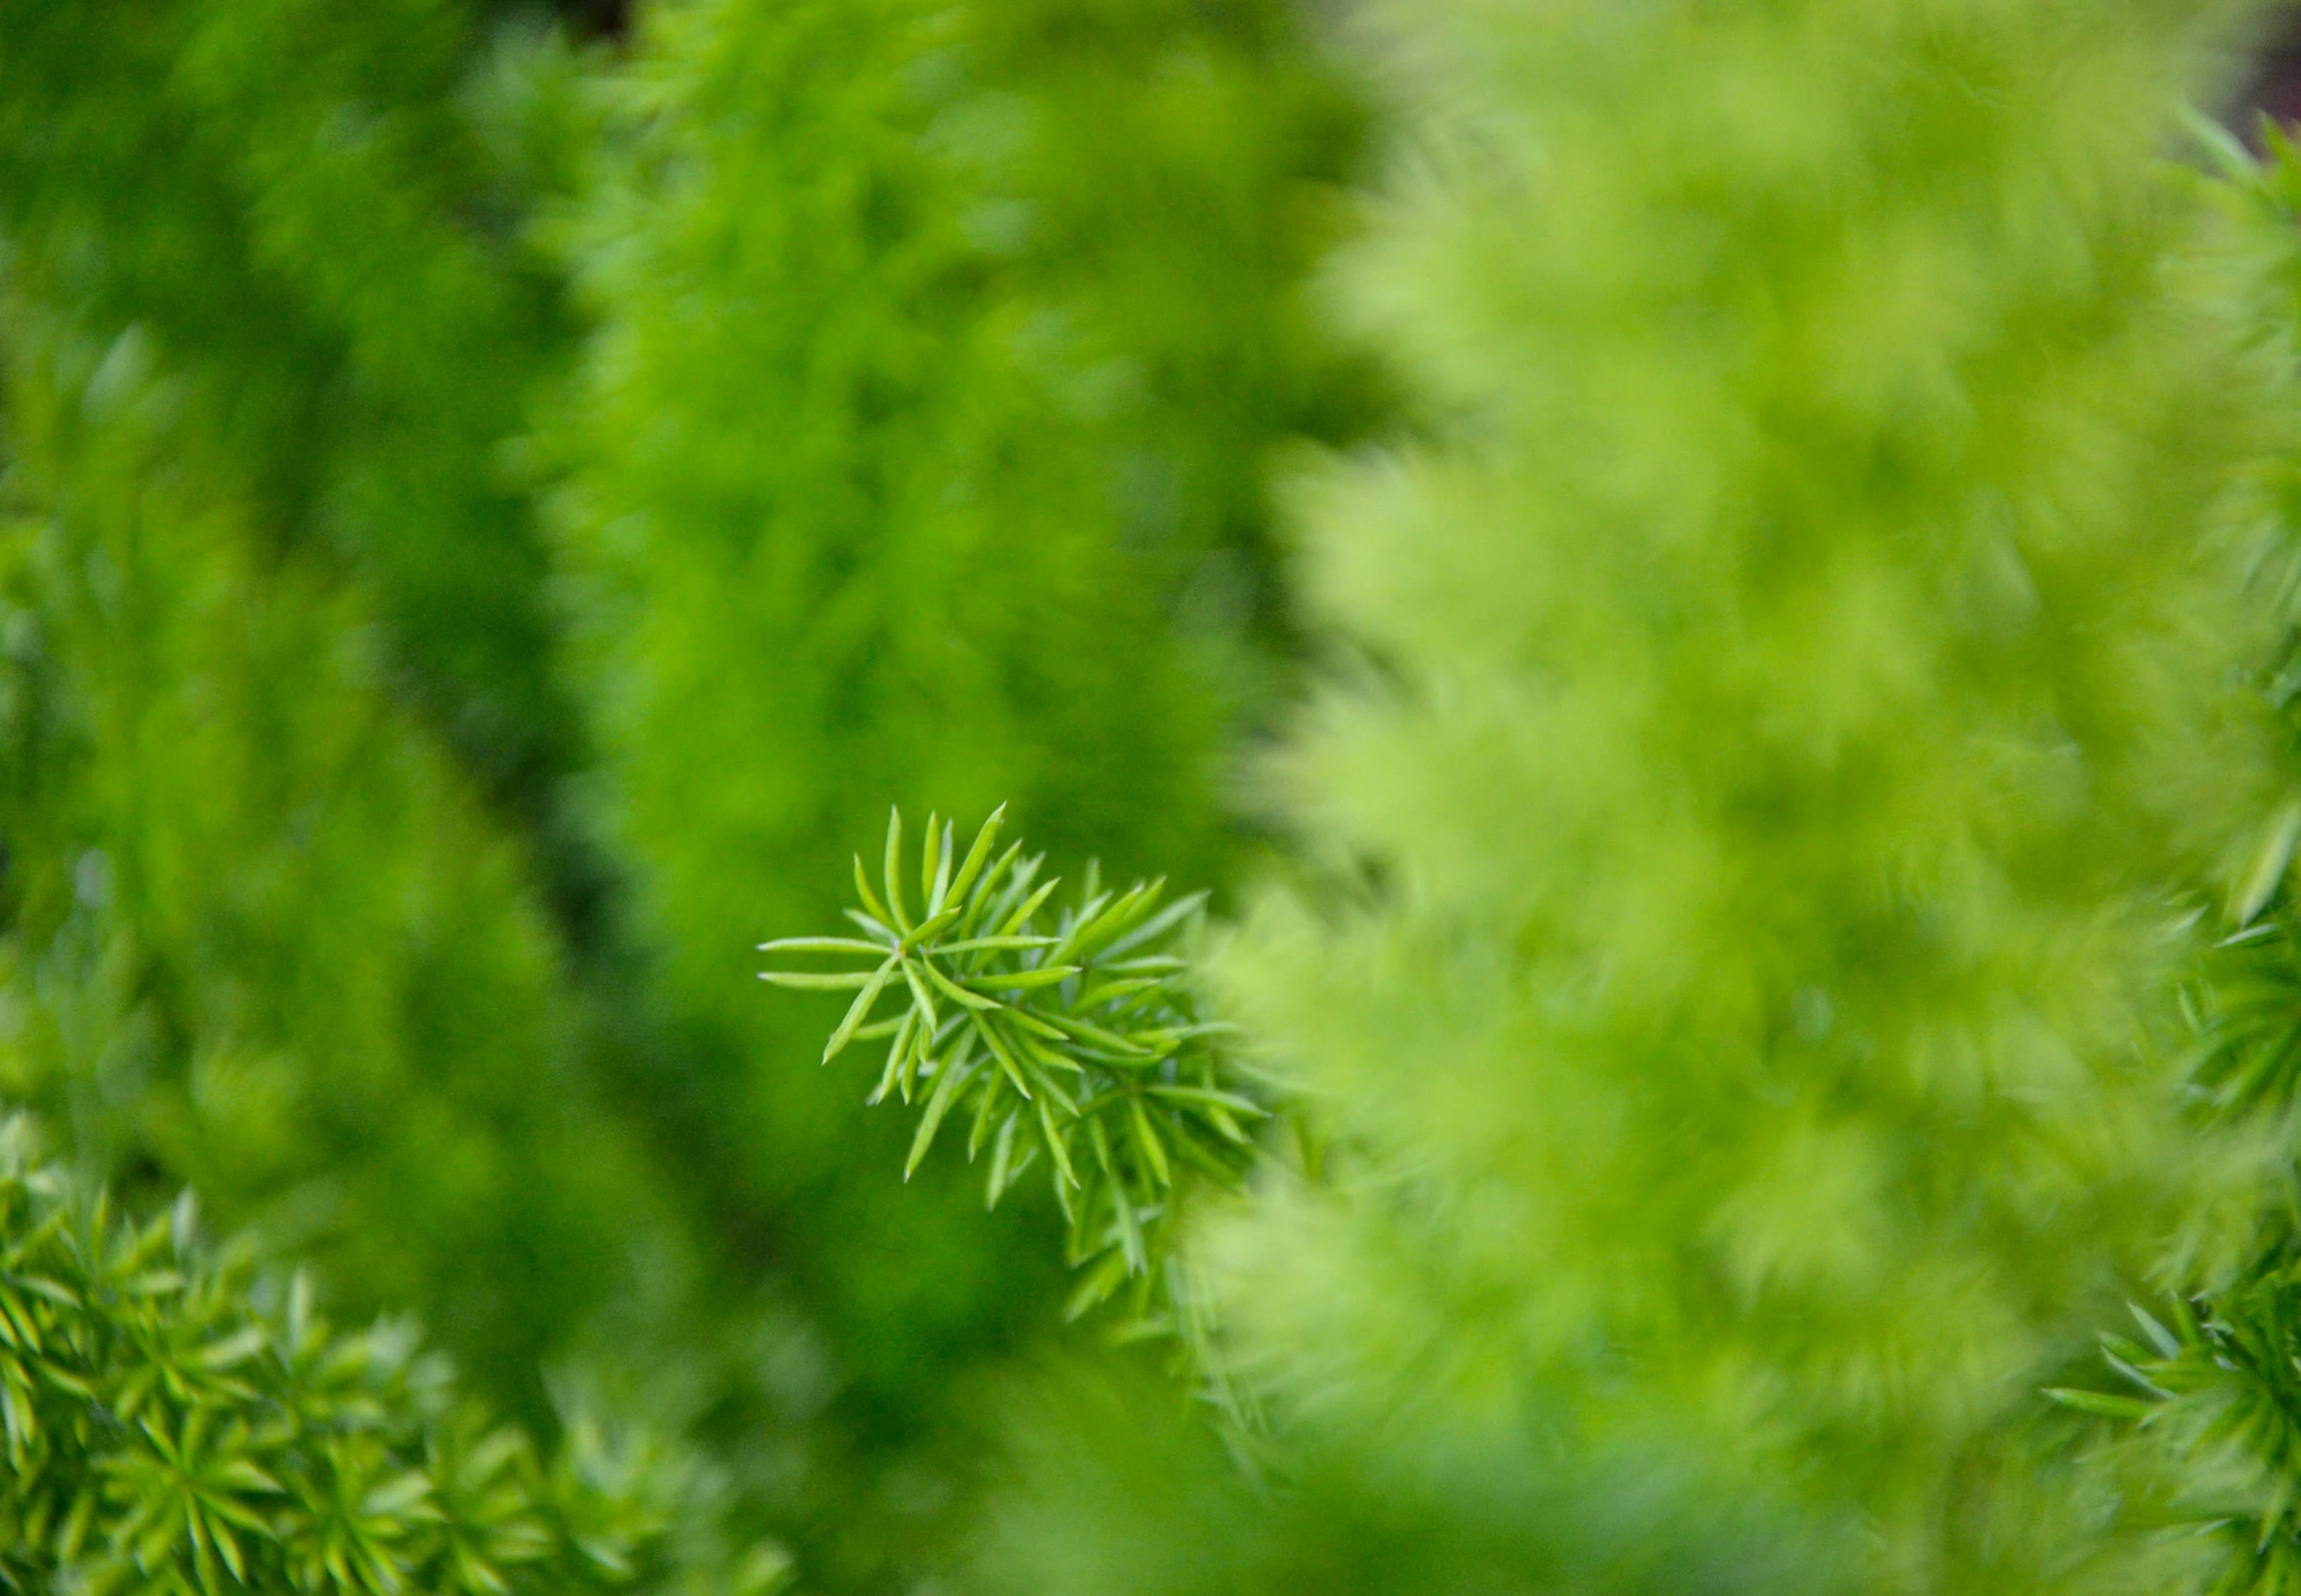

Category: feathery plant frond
[2052, 1286, 2301, 1596]
[761, 807, 1264, 1324]
[0, 1113, 791, 1596]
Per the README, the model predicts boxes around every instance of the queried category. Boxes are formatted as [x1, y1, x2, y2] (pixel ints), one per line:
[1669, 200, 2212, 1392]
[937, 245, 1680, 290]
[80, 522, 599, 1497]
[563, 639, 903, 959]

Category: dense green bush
[0, 0, 685, 1428]
[0, 310, 690, 1419]
[0, 0, 581, 840]
[1200, 0, 2297, 1582]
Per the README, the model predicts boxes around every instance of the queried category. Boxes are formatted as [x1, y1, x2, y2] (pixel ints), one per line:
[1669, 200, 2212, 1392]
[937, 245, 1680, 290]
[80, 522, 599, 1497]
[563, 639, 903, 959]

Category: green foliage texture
[2046, 119, 2301, 1596]
[1183, 2, 2297, 1591]
[761, 806, 1264, 1330]
[0, 0, 699, 1427]
[542, 7, 1374, 1577]
[769, 0, 2301, 1592]
[31, 0, 2301, 1591]
[546, 0, 1363, 1243]
[0, 1113, 782, 1596]
[0, 0, 1376, 1587]
[0, 0, 580, 829]
[0, 311, 685, 1416]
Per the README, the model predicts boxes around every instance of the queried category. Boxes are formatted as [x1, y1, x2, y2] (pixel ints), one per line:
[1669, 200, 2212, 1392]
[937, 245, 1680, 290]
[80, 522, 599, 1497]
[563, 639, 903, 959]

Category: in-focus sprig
[760, 806, 1265, 1322]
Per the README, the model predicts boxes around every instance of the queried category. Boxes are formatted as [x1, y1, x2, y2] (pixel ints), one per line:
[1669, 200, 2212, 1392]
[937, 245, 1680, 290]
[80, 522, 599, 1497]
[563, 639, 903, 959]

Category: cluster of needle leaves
[0, 1115, 770, 1596]
[2058, 1284, 2301, 1596]
[759, 807, 1267, 1323]
[2044, 906, 2301, 1594]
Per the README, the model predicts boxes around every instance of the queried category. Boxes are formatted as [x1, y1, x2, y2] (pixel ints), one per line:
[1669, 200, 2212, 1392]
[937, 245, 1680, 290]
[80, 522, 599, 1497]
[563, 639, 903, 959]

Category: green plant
[0, 0, 584, 841]
[761, 807, 1264, 1327]
[0, 0, 1384, 1588]
[540, 6, 1372, 1579]
[2032, 116, 2301, 1596]
[0, 1113, 788, 1596]
[0, 311, 688, 1424]
[786, 2, 2301, 1592]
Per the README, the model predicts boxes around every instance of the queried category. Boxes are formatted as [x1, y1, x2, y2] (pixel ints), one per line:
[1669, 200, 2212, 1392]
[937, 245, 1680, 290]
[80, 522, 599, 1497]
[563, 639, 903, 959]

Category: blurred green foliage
[968, 1367, 1854, 1596]
[1189, 2, 2290, 1588]
[14, 0, 2301, 1592]
[0, 0, 581, 851]
[0, 0, 1377, 1588]
[540, 1, 1377, 1579]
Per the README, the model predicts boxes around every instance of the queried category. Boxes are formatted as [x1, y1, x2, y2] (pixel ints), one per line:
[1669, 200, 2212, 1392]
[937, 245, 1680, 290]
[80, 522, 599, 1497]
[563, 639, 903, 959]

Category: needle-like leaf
[759, 809, 1271, 1325]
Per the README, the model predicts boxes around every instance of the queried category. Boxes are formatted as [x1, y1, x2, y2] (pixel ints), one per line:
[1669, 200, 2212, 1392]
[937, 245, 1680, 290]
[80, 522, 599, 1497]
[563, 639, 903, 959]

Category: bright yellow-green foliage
[2056, 122, 2301, 1596]
[1184, 1, 2291, 1590]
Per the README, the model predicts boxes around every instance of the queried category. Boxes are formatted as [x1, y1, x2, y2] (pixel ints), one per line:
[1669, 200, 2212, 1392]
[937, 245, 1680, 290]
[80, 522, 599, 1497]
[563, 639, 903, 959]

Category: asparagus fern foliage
[2032, 120, 2301, 1596]
[759, 807, 1264, 1322]
[0, 1115, 767, 1596]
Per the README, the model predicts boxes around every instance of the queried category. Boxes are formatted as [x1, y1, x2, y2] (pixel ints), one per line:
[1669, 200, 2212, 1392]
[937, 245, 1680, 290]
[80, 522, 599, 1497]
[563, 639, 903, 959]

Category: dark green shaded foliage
[0, 0, 587, 895]
[0, 316, 687, 1423]
[956, 0, 1386, 706]
[0, 1113, 788, 1596]
[0, 9, 915, 1585]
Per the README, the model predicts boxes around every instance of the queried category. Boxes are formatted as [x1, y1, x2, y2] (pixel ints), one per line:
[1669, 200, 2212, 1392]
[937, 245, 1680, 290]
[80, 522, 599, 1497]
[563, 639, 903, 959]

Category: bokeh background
[0, 0, 1386, 1587]
[10, 3, 2301, 1593]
